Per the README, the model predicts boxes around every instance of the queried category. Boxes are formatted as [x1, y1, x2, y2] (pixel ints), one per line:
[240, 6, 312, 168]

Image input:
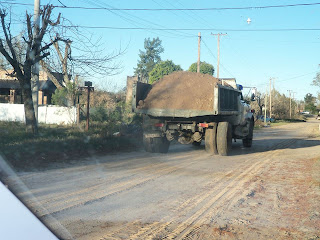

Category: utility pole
[79, 81, 94, 131]
[211, 33, 227, 79]
[288, 90, 292, 119]
[269, 77, 275, 117]
[197, 32, 201, 73]
[269, 78, 272, 117]
[32, 0, 40, 123]
[292, 92, 297, 116]
[264, 89, 267, 127]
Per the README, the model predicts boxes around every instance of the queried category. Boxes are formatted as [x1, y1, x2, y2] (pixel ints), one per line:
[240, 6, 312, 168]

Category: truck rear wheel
[242, 120, 253, 148]
[143, 137, 170, 153]
[205, 123, 218, 154]
[217, 122, 232, 156]
[242, 138, 252, 147]
[192, 141, 201, 146]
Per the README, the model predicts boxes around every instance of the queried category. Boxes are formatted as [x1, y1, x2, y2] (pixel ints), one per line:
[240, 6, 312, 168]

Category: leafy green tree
[134, 37, 164, 82]
[52, 82, 79, 106]
[188, 61, 214, 75]
[304, 93, 317, 113]
[148, 60, 182, 84]
[305, 93, 316, 104]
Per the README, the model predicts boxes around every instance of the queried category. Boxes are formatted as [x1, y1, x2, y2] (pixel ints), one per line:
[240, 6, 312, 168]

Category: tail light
[154, 123, 164, 127]
[199, 123, 209, 128]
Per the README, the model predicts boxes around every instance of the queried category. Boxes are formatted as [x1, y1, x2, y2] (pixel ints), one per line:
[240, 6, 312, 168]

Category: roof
[0, 71, 71, 93]
[0, 79, 57, 93]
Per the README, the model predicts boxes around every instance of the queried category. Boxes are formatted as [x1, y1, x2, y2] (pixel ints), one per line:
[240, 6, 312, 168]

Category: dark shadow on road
[229, 138, 320, 156]
[167, 138, 320, 156]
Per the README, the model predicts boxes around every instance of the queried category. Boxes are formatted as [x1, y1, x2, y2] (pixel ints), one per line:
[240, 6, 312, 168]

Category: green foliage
[148, 60, 182, 84]
[52, 87, 68, 106]
[188, 61, 214, 75]
[305, 103, 317, 114]
[91, 101, 138, 125]
[304, 93, 316, 105]
[91, 106, 108, 122]
[304, 93, 317, 114]
[52, 82, 79, 106]
[134, 37, 164, 81]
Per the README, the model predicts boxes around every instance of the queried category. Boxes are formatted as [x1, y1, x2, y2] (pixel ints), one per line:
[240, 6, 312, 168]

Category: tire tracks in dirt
[171, 139, 298, 240]
[124, 139, 298, 240]
[20, 152, 195, 208]
[38, 152, 212, 218]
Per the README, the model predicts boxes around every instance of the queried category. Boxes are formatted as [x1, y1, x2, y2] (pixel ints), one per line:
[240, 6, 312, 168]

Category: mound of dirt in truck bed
[138, 71, 219, 111]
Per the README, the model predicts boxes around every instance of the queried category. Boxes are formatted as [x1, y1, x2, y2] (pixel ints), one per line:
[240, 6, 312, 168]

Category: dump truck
[132, 72, 254, 156]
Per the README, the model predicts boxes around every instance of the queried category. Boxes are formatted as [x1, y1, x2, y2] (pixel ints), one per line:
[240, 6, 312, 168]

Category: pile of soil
[138, 71, 220, 111]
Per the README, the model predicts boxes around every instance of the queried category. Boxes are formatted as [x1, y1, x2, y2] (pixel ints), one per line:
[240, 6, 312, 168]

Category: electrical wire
[255, 71, 318, 87]
[2, 1, 320, 11]
[202, 38, 235, 77]
[76, 0, 195, 39]
[63, 26, 320, 32]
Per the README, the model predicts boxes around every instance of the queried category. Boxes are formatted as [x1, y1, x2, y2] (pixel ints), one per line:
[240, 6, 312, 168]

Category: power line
[76, 0, 195, 38]
[256, 71, 318, 87]
[64, 26, 320, 32]
[3, 1, 320, 11]
[202, 38, 235, 77]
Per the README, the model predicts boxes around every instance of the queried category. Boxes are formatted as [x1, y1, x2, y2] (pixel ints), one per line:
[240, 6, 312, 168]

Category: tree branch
[40, 60, 63, 89]
[0, 39, 14, 66]
[0, 10, 17, 62]
[39, 37, 60, 53]
[32, 52, 50, 64]
[53, 40, 64, 63]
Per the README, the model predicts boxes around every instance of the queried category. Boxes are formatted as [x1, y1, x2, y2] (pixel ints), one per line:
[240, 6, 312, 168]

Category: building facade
[0, 70, 63, 105]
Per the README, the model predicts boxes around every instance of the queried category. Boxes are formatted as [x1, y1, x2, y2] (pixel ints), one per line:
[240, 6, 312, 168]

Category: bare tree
[40, 39, 71, 90]
[0, 5, 62, 134]
[40, 18, 125, 106]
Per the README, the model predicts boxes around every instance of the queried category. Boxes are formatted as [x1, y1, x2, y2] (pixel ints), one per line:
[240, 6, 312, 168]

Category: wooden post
[86, 86, 90, 131]
[77, 103, 80, 125]
[211, 33, 227, 79]
[197, 32, 201, 73]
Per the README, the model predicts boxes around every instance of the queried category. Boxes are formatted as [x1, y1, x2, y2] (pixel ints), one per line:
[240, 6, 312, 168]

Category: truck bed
[133, 81, 241, 118]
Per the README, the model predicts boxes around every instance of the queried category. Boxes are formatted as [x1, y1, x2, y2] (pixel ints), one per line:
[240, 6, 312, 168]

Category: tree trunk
[22, 84, 38, 134]
[19, 64, 38, 135]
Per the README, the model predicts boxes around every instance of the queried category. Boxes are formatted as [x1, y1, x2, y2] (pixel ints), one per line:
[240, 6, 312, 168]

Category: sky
[1, 0, 320, 100]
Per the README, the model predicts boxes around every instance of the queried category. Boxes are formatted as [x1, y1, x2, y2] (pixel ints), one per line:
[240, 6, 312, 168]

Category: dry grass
[0, 121, 142, 172]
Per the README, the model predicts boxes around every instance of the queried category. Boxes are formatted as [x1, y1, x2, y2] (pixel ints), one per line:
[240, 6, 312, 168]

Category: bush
[188, 61, 214, 75]
[149, 60, 182, 84]
[91, 106, 109, 122]
[52, 82, 79, 106]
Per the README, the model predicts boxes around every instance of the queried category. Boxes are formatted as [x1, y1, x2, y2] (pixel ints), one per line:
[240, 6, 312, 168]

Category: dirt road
[5, 120, 320, 239]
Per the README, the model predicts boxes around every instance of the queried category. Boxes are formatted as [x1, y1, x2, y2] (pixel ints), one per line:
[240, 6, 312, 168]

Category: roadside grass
[254, 118, 306, 130]
[0, 121, 142, 172]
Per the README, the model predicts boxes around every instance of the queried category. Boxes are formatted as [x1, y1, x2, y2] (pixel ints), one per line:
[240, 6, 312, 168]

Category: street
[6, 120, 320, 239]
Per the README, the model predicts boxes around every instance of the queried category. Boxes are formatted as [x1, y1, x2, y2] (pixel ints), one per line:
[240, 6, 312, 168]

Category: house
[0, 70, 64, 105]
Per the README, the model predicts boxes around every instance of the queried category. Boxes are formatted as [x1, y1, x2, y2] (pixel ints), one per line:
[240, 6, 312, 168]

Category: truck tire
[143, 137, 170, 153]
[242, 120, 253, 148]
[192, 141, 201, 146]
[217, 122, 232, 156]
[143, 137, 153, 153]
[242, 138, 252, 148]
[205, 123, 218, 154]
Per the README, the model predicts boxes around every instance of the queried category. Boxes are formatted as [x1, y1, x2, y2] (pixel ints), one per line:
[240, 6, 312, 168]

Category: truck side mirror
[250, 93, 256, 101]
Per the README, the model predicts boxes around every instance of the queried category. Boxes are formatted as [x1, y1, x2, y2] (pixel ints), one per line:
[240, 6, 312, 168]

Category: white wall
[0, 104, 76, 125]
